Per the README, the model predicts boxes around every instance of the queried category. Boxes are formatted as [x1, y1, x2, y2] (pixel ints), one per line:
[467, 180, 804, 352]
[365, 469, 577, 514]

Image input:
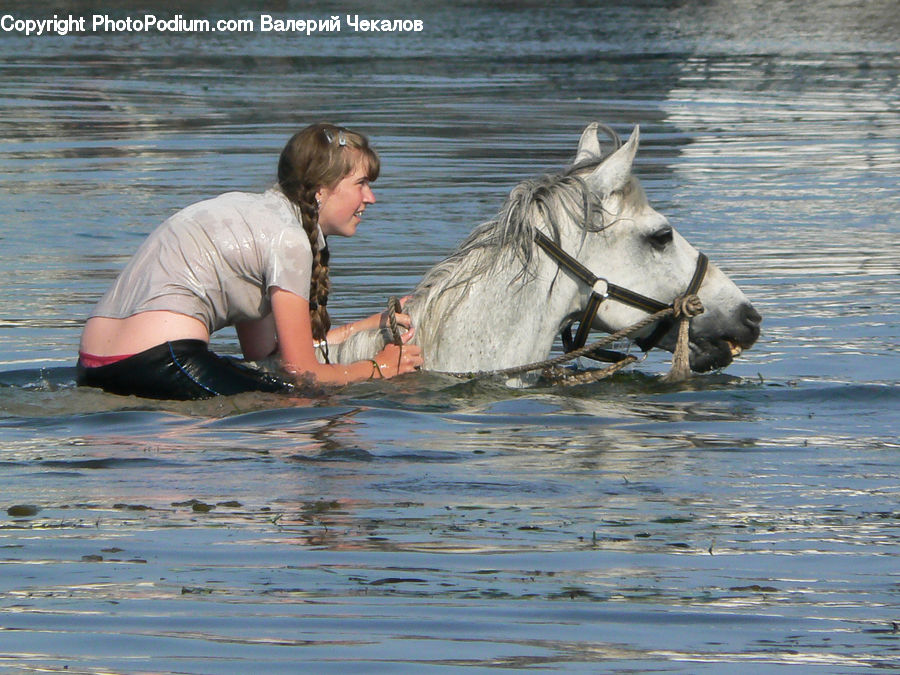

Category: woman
[78, 123, 423, 399]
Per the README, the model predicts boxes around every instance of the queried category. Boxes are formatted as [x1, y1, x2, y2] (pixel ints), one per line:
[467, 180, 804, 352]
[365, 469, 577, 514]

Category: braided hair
[276, 123, 380, 341]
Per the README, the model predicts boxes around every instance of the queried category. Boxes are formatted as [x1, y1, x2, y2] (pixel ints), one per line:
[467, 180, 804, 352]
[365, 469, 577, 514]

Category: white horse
[327, 123, 761, 376]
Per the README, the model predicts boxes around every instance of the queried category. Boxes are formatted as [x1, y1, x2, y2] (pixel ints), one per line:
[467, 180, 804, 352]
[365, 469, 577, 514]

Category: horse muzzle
[686, 302, 762, 372]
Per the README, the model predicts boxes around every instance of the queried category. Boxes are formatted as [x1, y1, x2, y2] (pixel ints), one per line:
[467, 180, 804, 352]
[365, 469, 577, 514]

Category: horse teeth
[727, 340, 743, 357]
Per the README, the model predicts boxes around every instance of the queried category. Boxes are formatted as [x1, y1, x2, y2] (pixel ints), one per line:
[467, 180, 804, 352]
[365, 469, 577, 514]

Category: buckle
[591, 278, 609, 299]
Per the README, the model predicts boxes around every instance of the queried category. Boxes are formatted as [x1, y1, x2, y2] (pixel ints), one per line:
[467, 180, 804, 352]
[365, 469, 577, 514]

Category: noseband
[533, 230, 709, 356]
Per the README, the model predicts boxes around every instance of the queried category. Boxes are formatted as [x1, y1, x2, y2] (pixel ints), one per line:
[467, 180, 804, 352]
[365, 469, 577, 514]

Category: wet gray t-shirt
[90, 188, 324, 333]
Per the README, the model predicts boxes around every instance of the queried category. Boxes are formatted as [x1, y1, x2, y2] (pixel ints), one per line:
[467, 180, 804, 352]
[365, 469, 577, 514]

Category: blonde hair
[277, 123, 380, 341]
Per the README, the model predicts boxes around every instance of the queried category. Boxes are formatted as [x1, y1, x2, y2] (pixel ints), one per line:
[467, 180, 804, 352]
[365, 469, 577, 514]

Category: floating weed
[171, 499, 215, 512]
[302, 499, 341, 516]
[549, 586, 601, 601]
[368, 577, 428, 586]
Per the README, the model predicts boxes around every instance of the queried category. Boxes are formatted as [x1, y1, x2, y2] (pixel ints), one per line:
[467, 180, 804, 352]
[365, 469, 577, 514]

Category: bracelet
[368, 359, 384, 380]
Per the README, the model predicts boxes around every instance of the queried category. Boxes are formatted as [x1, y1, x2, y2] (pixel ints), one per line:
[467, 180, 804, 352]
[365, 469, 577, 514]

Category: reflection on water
[3, 374, 898, 669]
[1, 0, 899, 672]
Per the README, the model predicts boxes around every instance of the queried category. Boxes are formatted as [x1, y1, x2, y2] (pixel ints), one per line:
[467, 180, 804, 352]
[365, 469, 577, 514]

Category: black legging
[77, 339, 293, 400]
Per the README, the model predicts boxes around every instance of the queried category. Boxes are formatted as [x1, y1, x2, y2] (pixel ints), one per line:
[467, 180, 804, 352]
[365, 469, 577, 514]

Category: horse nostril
[740, 303, 762, 344]
[742, 304, 762, 327]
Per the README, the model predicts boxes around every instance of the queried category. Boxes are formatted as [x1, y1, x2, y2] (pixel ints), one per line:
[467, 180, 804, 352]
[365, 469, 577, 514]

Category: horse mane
[409, 125, 624, 344]
[411, 169, 605, 339]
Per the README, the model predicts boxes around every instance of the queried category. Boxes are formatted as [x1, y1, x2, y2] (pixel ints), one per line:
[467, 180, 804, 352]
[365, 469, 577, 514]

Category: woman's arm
[270, 287, 422, 385]
[325, 295, 413, 345]
[235, 314, 277, 361]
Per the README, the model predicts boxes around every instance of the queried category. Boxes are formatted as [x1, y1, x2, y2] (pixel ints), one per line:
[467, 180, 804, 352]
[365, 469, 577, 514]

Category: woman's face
[316, 156, 376, 237]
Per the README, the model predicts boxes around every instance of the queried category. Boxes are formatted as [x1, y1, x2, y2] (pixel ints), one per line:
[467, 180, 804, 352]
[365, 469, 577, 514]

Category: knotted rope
[661, 293, 704, 383]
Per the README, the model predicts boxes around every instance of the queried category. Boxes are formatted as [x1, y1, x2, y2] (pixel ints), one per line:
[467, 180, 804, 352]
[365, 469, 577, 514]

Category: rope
[455, 293, 704, 385]
[448, 303, 677, 380]
[662, 293, 704, 383]
[386, 296, 403, 346]
[541, 354, 638, 385]
[673, 294, 704, 320]
[381, 293, 703, 386]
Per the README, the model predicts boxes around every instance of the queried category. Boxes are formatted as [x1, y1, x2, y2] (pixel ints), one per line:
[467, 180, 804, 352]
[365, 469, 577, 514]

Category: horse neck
[409, 225, 585, 372]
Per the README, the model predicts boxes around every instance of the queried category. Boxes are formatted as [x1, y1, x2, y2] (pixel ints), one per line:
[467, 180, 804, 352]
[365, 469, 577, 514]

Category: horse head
[555, 123, 761, 372]
[330, 123, 760, 376]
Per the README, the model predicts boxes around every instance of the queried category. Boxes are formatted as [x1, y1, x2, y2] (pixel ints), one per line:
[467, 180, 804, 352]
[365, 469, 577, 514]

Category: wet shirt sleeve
[264, 227, 314, 301]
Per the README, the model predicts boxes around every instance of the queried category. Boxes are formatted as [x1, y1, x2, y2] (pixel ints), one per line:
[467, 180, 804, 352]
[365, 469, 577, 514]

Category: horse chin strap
[533, 230, 709, 371]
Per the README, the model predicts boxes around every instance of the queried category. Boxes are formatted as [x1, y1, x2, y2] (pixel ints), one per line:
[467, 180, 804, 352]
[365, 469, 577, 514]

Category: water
[1, 0, 899, 671]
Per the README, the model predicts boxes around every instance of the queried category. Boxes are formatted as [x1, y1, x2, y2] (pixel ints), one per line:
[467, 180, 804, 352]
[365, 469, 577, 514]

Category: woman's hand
[378, 294, 413, 334]
[327, 295, 416, 346]
[385, 311, 413, 333]
[272, 287, 424, 384]
[371, 328, 423, 378]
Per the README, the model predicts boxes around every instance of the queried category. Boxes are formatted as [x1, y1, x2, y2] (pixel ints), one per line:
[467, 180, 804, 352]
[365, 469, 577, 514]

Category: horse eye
[648, 227, 674, 249]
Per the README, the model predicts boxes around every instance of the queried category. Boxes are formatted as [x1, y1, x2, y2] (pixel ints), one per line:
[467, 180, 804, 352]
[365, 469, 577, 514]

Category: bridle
[533, 230, 709, 357]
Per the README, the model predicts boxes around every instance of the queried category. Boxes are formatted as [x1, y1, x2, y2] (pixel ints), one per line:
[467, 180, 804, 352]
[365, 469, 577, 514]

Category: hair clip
[323, 129, 347, 146]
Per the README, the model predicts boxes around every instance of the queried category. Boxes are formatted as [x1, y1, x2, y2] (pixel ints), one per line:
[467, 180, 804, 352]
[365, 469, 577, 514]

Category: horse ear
[586, 125, 640, 196]
[573, 122, 602, 164]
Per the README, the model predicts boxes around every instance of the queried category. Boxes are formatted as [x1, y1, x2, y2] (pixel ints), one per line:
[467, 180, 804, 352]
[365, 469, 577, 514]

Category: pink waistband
[78, 351, 137, 368]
